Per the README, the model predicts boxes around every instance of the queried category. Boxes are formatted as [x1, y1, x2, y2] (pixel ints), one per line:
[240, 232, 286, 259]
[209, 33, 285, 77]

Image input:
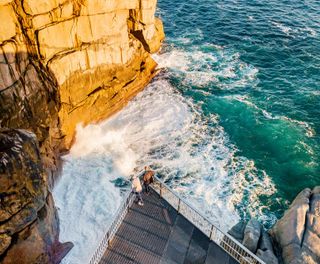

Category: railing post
[209, 224, 214, 241]
[90, 175, 265, 264]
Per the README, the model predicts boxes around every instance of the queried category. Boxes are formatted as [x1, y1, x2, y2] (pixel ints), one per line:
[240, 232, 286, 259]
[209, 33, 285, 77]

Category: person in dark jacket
[143, 166, 154, 194]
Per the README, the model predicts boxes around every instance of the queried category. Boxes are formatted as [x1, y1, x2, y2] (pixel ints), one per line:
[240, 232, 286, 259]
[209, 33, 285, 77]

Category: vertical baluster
[177, 198, 181, 213]
[209, 224, 214, 241]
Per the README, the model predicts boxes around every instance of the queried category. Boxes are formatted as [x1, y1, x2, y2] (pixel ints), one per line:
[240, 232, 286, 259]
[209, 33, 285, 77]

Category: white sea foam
[271, 21, 317, 38]
[54, 45, 275, 263]
[54, 78, 276, 264]
[153, 45, 258, 89]
[272, 21, 293, 35]
[53, 152, 122, 264]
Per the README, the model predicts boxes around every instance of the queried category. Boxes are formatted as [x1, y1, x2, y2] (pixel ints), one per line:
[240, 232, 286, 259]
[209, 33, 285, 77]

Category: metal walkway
[89, 176, 265, 264]
[99, 189, 238, 264]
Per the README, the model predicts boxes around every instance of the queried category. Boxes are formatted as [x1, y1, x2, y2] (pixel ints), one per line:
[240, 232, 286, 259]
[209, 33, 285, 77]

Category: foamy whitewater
[53, 0, 320, 262]
[53, 51, 276, 263]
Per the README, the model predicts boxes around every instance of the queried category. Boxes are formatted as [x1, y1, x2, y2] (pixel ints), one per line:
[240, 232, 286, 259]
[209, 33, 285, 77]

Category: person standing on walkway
[143, 166, 155, 194]
[131, 175, 144, 206]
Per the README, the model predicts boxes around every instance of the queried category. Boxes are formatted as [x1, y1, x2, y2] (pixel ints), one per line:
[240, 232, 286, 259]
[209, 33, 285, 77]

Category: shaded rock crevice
[0, 129, 73, 263]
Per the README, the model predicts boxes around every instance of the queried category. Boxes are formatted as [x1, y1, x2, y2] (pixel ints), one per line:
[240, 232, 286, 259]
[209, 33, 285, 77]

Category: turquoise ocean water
[154, 0, 320, 226]
[53, 2, 320, 261]
[55, 6, 320, 256]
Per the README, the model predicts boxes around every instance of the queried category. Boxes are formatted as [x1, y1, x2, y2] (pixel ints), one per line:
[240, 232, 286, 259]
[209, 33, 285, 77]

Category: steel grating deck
[99, 189, 238, 264]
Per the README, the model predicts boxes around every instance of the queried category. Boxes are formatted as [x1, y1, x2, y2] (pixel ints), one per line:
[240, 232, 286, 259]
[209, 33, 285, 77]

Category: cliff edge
[0, 0, 164, 177]
[0, 0, 164, 263]
[0, 129, 73, 263]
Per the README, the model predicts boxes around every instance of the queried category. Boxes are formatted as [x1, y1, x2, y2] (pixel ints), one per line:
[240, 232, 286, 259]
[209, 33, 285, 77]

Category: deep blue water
[156, 0, 320, 223]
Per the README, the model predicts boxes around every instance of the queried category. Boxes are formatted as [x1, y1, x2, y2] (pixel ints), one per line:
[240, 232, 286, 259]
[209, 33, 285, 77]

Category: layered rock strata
[0, 0, 164, 263]
[0, 0, 164, 171]
[0, 129, 73, 263]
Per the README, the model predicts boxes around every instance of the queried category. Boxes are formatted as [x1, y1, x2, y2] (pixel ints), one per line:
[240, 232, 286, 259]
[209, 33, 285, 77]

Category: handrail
[88, 189, 135, 264]
[88, 174, 265, 264]
[152, 176, 266, 264]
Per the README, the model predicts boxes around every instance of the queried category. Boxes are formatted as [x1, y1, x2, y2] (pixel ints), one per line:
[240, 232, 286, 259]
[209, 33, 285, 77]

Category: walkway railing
[89, 175, 265, 264]
[89, 190, 135, 264]
[152, 176, 266, 264]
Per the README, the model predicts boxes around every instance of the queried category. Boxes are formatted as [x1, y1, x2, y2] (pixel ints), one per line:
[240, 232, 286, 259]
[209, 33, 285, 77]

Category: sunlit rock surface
[0, 0, 164, 160]
[0, 0, 163, 262]
[270, 187, 320, 264]
[229, 187, 320, 264]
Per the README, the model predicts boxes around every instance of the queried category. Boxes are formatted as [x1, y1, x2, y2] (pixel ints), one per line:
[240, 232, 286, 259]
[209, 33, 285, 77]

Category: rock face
[229, 187, 320, 264]
[0, 129, 73, 263]
[0, 0, 164, 174]
[270, 187, 320, 264]
[228, 220, 278, 264]
[0, 0, 163, 263]
[242, 218, 262, 253]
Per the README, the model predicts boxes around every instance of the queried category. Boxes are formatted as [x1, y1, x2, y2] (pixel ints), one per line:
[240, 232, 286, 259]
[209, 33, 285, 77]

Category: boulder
[242, 218, 262, 253]
[270, 187, 320, 264]
[257, 249, 279, 264]
[228, 221, 246, 242]
[258, 230, 274, 252]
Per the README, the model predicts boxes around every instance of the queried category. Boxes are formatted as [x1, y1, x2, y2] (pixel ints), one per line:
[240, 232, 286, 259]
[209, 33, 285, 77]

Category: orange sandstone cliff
[0, 0, 164, 262]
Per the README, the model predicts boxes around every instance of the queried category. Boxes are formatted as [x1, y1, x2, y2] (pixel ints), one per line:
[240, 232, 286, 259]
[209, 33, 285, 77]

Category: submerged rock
[270, 187, 320, 264]
[0, 129, 72, 263]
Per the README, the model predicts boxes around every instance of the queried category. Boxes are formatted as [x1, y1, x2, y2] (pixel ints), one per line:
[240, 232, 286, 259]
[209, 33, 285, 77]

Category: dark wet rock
[242, 218, 262, 253]
[257, 249, 279, 264]
[0, 129, 72, 263]
[227, 220, 246, 242]
[258, 230, 274, 252]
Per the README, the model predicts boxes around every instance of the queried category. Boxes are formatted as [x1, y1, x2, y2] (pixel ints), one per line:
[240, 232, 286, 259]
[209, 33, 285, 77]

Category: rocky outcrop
[229, 187, 320, 264]
[0, 129, 73, 263]
[243, 219, 262, 253]
[228, 219, 278, 264]
[0, 0, 164, 174]
[270, 187, 320, 264]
